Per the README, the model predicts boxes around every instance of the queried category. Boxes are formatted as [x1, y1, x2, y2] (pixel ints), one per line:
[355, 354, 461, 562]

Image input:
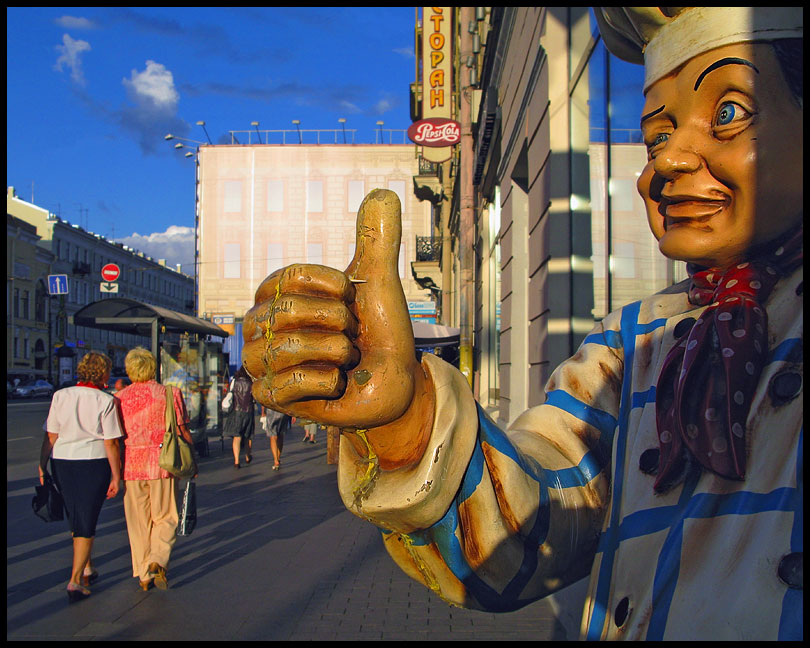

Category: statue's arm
[338, 327, 620, 611]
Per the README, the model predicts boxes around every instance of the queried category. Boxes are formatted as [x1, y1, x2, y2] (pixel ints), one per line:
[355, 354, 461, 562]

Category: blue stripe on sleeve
[544, 389, 618, 438]
[583, 329, 623, 348]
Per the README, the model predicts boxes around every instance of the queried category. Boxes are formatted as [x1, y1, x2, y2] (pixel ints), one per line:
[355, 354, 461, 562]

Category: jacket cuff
[337, 353, 479, 534]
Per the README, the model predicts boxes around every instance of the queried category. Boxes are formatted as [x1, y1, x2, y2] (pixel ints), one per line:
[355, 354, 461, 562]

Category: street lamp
[338, 118, 347, 144]
[165, 134, 206, 146]
[251, 121, 263, 144]
[376, 120, 384, 144]
[292, 119, 302, 144]
[165, 136, 201, 315]
[196, 120, 212, 144]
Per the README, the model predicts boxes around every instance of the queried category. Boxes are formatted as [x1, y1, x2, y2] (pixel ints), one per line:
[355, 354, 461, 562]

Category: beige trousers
[124, 478, 179, 580]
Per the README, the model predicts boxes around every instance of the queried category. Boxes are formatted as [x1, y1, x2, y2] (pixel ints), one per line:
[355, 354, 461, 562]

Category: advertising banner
[421, 7, 453, 163]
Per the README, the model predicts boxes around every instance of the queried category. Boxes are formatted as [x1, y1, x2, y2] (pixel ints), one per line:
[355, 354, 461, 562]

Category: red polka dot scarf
[654, 226, 803, 492]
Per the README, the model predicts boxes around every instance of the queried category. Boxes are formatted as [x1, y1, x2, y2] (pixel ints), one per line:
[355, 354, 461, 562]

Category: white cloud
[339, 99, 363, 114]
[123, 60, 179, 111]
[116, 225, 195, 275]
[119, 60, 187, 154]
[393, 47, 413, 57]
[372, 98, 394, 114]
[54, 34, 91, 85]
[54, 16, 97, 30]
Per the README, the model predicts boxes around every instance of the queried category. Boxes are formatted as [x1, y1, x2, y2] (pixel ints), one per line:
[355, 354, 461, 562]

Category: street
[7, 399, 571, 641]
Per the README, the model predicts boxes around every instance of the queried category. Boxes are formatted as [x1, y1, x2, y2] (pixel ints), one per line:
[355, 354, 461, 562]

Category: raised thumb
[341, 188, 417, 426]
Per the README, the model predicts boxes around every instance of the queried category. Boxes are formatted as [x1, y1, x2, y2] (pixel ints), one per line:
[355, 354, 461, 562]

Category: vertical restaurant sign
[421, 7, 453, 163]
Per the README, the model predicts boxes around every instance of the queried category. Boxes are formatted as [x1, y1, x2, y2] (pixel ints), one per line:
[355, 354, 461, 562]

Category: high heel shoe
[147, 562, 169, 590]
[244, 454, 252, 465]
[81, 568, 99, 587]
[67, 583, 91, 603]
[139, 578, 154, 591]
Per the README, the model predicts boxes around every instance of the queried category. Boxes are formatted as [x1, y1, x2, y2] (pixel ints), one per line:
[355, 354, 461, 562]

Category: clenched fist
[242, 189, 434, 469]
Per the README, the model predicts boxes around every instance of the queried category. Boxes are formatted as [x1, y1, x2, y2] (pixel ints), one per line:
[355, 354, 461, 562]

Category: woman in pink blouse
[117, 347, 196, 591]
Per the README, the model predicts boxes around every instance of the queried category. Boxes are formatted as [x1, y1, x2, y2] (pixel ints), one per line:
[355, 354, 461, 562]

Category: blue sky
[6, 7, 417, 274]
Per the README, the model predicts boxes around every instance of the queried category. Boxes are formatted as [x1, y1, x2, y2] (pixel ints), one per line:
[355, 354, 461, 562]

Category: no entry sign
[101, 263, 120, 282]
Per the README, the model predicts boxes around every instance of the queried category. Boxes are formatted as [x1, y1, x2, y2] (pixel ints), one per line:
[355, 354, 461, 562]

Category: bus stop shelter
[74, 297, 228, 380]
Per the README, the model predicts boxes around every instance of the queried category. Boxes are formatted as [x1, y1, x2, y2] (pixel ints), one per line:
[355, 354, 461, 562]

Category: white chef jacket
[337, 267, 803, 640]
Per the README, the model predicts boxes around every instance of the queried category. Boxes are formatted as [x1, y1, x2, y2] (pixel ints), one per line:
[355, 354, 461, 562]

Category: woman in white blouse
[38, 351, 123, 603]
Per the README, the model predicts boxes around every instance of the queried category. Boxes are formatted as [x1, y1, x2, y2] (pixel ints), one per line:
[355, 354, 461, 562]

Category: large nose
[653, 129, 702, 179]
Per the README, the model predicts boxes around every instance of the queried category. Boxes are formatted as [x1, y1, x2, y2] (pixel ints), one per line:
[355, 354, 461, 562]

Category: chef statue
[242, 7, 802, 640]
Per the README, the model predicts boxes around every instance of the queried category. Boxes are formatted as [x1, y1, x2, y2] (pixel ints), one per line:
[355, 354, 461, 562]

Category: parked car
[7, 381, 13, 399]
[12, 379, 54, 399]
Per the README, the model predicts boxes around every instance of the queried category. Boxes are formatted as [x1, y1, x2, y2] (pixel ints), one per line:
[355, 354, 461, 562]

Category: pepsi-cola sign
[407, 118, 461, 147]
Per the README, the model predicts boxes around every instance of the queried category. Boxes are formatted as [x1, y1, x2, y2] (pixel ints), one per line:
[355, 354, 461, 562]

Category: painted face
[637, 42, 803, 269]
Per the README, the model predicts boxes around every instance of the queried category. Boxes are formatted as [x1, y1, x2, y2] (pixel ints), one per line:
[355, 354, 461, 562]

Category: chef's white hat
[593, 7, 803, 91]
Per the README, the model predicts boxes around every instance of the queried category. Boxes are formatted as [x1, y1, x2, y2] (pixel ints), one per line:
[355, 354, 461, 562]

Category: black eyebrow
[694, 57, 759, 91]
[640, 105, 665, 124]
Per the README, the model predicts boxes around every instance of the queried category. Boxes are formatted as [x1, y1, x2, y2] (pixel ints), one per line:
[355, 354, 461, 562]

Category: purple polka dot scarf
[654, 226, 803, 492]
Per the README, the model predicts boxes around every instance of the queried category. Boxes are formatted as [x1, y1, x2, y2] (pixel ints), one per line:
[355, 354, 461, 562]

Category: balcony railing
[226, 129, 409, 145]
[415, 236, 442, 262]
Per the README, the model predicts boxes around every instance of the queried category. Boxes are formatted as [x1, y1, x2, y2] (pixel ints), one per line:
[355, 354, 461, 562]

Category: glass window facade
[571, 9, 687, 321]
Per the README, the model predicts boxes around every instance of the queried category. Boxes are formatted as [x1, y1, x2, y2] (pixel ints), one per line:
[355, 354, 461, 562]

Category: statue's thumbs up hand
[243, 189, 434, 468]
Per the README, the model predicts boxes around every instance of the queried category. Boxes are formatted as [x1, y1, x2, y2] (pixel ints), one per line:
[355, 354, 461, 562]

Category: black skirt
[225, 410, 255, 440]
[51, 458, 111, 538]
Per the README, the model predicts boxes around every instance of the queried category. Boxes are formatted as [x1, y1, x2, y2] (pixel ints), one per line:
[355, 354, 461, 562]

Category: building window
[224, 243, 241, 278]
[306, 180, 323, 213]
[348, 180, 365, 213]
[306, 243, 323, 265]
[267, 180, 284, 212]
[224, 180, 242, 212]
[267, 243, 284, 276]
[22, 290, 29, 320]
[14, 288, 20, 318]
[35, 281, 46, 322]
[387, 179, 407, 210]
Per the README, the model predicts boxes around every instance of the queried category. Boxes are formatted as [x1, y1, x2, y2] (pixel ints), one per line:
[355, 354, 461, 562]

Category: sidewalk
[7, 424, 569, 641]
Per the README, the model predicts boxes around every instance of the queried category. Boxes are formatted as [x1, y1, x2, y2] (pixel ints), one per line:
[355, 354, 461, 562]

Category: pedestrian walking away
[37, 351, 123, 603]
[224, 365, 256, 468]
[116, 346, 197, 591]
[261, 406, 291, 470]
[302, 421, 317, 444]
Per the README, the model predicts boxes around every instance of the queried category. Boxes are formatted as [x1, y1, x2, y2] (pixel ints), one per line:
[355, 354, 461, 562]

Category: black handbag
[177, 478, 197, 536]
[32, 471, 65, 523]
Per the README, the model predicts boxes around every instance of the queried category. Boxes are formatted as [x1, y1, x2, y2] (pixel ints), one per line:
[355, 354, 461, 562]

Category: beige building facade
[7, 213, 54, 381]
[196, 144, 434, 325]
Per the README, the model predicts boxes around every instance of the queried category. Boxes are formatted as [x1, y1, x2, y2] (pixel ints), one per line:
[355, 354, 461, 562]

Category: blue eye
[716, 103, 736, 125]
